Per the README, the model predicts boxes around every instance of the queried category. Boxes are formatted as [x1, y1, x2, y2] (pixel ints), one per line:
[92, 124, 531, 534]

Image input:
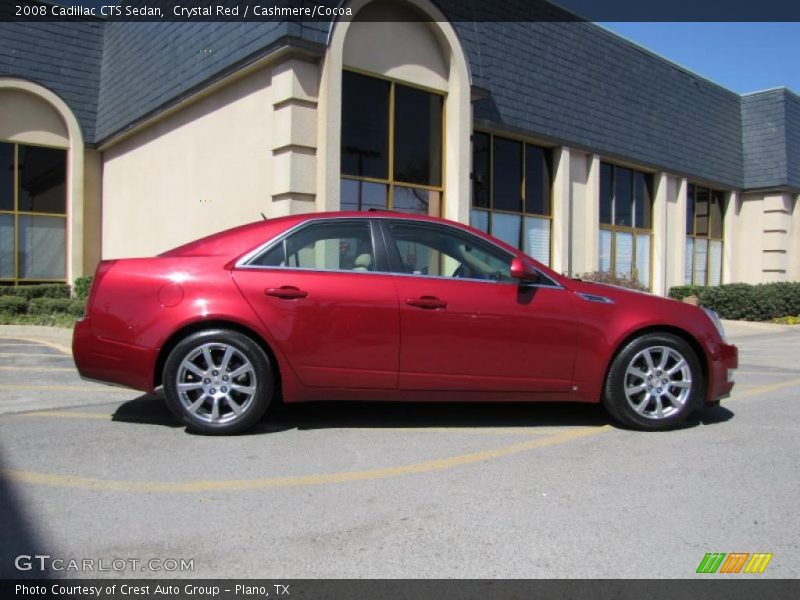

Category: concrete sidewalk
[721, 319, 797, 339]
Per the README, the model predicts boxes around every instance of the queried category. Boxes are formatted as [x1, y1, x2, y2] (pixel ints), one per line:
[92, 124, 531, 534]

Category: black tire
[162, 329, 274, 435]
[603, 332, 704, 431]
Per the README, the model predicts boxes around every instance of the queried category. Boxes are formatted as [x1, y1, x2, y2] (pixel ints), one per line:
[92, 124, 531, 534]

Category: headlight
[702, 307, 726, 342]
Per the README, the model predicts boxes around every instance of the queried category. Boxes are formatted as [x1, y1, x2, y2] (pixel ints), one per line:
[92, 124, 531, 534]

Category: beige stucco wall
[101, 67, 274, 258]
[730, 191, 796, 284]
[82, 149, 102, 275]
[790, 195, 800, 281]
[565, 149, 594, 276]
[0, 89, 69, 147]
[342, 3, 448, 92]
[734, 193, 766, 284]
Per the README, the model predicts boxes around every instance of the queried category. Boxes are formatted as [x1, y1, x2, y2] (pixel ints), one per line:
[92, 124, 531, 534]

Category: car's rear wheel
[603, 332, 703, 430]
[163, 329, 273, 435]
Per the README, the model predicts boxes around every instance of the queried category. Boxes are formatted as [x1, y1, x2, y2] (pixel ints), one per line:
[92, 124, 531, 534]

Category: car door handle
[406, 296, 447, 309]
[265, 286, 308, 300]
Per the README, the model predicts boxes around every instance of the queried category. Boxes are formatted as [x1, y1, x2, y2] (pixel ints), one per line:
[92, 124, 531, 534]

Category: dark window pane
[491, 212, 521, 249]
[525, 144, 551, 216]
[393, 84, 442, 186]
[340, 179, 387, 212]
[18, 145, 67, 214]
[492, 137, 522, 212]
[472, 132, 490, 208]
[341, 71, 389, 179]
[634, 172, 652, 229]
[470, 209, 489, 233]
[614, 167, 633, 227]
[0, 143, 13, 211]
[0, 213, 13, 278]
[18, 214, 65, 279]
[695, 186, 709, 237]
[686, 184, 695, 235]
[393, 186, 440, 216]
[600, 163, 613, 225]
[710, 190, 724, 239]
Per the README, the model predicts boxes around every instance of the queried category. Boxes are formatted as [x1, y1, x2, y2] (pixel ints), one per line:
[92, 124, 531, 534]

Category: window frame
[598, 162, 654, 288]
[685, 184, 726, 286]
[378, 219, 562, 288]
[470, 130, 554, 266]
[237, 217, 391, 275]
[340, 68, 446, 216]
[0, 140, 68, 285]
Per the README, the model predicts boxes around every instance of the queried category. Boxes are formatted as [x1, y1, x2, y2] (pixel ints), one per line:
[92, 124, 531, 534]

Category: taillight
[86, 260, 118, 311]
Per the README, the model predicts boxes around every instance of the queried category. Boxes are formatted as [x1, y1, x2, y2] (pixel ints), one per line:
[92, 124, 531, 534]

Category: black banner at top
[3, 0, 800, 23]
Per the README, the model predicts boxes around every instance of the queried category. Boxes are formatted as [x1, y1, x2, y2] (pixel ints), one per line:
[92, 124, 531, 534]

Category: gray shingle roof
[0, 16, 104, 142]
[462, 19, 744, 188]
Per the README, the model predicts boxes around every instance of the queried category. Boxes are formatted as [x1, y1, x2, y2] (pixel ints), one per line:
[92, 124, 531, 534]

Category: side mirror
[510, 257, 540, 283]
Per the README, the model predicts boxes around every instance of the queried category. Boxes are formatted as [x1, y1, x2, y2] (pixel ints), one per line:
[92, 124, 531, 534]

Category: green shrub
[73, 276, 93, 301]
[574, 270, 648, 292]
[28, 297, 74, 315]
[1, 283, 71, 300]
[668, 282, 800, 321]
[68, 298, 86, 317]
[0, 295, 28, 314]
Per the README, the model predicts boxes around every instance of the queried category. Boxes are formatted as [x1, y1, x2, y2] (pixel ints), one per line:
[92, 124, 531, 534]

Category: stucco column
[567, 152, 598, 276]
[651, 172, 669, 296]
[551, 146, 571, 275]
[442, 52, 472, 225]
[722, 191, 738, 284]
[665, 177, 688, 290]
[790, 195, 800, 281]
[270, 59, 319, 217]
[761, 192, 792, 282]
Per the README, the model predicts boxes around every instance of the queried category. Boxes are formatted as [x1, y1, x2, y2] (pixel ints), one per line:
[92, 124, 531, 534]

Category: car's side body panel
[567, 280, 737, 403]
[391, 276, 577, 392]
[232, 268, 401, 389]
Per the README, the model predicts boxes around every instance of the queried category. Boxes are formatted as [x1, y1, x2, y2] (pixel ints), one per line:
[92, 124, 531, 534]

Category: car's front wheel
[603, 333, 703, 430]
[163, 329, 274, 435]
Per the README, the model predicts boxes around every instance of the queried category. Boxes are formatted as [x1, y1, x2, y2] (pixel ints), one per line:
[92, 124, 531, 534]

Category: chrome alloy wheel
[623, 346, 692, 420]
[176, 343, 257, 424]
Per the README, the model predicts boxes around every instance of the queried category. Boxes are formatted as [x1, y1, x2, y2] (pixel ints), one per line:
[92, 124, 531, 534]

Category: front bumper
[707, 341, 738, 403]
[73, 318, 158, 393]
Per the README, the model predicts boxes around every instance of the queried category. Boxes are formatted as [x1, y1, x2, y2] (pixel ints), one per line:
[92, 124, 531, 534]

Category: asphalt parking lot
[0, 322, 798, 579]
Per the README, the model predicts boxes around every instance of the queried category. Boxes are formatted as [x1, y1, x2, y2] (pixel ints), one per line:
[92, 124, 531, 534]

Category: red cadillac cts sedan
[73, 212, 738, 435]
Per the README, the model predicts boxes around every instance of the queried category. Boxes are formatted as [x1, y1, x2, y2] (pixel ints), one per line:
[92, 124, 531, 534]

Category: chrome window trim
[235, 217, 373, 269]
[234, 262, 564, 289]
[234, 214, 564, 289]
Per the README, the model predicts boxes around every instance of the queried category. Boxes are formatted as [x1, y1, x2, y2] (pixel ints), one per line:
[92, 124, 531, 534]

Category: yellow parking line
[730, 376, 800, 401]
[2, 426, 609, 493]
[17, 410, 112, 420]
[0, 384, 132, 394]
[0, 336, 72, 355]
